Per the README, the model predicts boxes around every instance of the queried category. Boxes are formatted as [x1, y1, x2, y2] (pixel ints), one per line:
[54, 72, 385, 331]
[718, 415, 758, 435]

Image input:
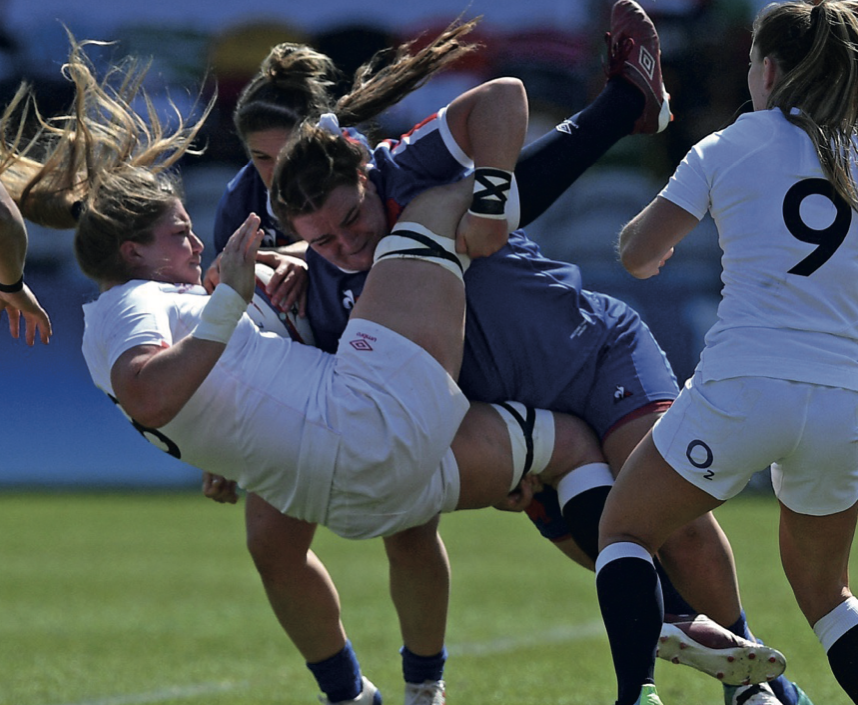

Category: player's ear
[762, 55, 781, 93]
[358, 170, 378, 199]
[119, 240, 143, 265]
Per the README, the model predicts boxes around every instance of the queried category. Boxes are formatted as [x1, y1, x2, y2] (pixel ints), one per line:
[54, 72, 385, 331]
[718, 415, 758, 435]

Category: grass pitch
[1, 491, 853, 704]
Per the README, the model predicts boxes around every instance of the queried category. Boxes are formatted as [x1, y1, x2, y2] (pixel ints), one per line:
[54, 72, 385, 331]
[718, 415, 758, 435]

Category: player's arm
[111, 339, 228, 428]
[0, 181, 52, 344]
[619, 196, 698, 279]
[112, 214, 262, 428]
[444, 77, 528, 257]
[0, 182, 25, 286]
[274, 240, 308, 258]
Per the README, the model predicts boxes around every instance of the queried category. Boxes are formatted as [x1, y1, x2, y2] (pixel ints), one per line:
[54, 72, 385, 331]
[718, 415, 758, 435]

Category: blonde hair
[754, 0, 858, 207]
[270, 17, 480, 228]
[0, 33, 214, 283]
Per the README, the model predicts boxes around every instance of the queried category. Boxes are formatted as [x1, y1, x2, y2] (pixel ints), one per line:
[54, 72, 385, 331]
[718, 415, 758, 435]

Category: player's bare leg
[384, 516, 450, 658]
[351, 181, 472, 379]
[605, 412, 744, 627]
[781, 501, 858, 701]
[244, 493, 346, 663]
[384, 516, 450, 702]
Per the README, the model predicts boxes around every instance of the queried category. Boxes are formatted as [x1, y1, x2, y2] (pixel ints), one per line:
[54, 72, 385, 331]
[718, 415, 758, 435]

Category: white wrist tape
[373, 221, 470, 281]
[192, 283, 248, 344]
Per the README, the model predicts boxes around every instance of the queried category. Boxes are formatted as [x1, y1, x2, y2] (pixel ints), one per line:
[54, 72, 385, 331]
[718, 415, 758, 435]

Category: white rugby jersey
[82, 280, 339, 523]
[661, 108, 858, 391]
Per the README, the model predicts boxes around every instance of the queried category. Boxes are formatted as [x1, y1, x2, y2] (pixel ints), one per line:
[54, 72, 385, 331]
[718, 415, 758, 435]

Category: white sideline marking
[46, 623, 604, 705]
[449, 620, 605, 656]
[48, 681, 247, 705]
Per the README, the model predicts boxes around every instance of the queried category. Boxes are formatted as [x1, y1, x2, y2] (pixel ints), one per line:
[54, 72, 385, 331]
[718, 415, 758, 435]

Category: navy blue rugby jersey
[213, 128, 370, 253]
[217, 110, 634, 416]
[303, 109, 614, 412]
[214, 162, 290, 253]
[307, 229, 609, 416]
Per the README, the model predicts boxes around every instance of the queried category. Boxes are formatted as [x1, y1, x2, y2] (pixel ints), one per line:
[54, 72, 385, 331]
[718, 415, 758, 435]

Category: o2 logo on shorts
[783, 178, 852, 276]
[686, 439, 715, 480]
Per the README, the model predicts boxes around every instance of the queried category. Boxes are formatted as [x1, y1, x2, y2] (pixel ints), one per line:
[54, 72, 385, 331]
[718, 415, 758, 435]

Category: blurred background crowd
[1, 0, 773, 486]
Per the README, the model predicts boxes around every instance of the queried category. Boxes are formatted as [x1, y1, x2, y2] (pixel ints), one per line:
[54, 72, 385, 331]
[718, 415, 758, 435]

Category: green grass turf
[0, 491, 854, 704]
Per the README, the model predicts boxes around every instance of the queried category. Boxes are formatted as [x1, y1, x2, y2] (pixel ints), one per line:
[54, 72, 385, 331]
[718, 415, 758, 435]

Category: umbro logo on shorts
[349, 330, 376, 351]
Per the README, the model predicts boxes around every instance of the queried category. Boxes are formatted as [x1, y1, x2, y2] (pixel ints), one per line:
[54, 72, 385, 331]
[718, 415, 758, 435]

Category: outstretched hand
[1, 284, 51, 345]
[218, 213, 264, 302]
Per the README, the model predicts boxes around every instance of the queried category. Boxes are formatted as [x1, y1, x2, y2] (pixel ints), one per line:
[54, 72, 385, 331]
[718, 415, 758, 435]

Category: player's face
[130, 200, 204, 285]
[246, 128, 291, 189]
[290, 174, 388, 272]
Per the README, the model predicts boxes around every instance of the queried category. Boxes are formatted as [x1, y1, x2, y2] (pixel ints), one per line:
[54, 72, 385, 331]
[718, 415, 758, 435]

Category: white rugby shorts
[653, 373, 858, 515]
[324, 318, 468, 539]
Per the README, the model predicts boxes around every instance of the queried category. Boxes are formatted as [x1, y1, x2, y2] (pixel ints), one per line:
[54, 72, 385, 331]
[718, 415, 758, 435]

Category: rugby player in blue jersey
[204, 4, 806, 705]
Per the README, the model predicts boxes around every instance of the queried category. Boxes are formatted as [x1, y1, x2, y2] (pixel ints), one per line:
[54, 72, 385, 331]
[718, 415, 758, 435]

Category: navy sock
[515, 77, 645, 228]
[727, 611, 798, 705]
[559, 484, 696, 623]
[827, 624, 858, 702]
[401, 645, 446, 684]
[307, 641, 363, 703]
[726, 610, 753, 641]
[653, 557, 697, 617]
[560, 485, 611, 561]
[596, 550, 663, 705]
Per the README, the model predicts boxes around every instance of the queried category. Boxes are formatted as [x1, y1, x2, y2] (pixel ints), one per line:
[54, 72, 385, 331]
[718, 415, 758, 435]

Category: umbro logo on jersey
[638, 46, 656, 80]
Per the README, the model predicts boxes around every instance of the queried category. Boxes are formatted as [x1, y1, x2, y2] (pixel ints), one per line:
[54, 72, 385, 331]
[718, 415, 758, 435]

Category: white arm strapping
[191, 284, 247, 344]
[373, 221, 470, 281]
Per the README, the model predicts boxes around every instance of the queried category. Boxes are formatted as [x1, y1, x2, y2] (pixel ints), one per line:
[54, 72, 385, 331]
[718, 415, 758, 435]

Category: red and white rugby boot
[657, 614, 787, 686]
[605, 0, 673, 134]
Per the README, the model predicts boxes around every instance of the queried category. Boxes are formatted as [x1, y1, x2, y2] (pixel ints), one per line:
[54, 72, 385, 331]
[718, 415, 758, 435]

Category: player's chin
[342, 254, 373, 272]
[188, 264, 203, 285]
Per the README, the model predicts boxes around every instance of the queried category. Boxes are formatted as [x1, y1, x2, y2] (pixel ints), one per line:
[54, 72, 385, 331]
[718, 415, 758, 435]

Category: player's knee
[659, 517, 711, 564]
[245, 500, 316, 580]
[548, 413, 605, 478]
[383, 518, 443, 562]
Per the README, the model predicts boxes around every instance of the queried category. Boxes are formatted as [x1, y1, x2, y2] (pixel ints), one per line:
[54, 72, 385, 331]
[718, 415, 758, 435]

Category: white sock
[813, 595, 858, 652]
